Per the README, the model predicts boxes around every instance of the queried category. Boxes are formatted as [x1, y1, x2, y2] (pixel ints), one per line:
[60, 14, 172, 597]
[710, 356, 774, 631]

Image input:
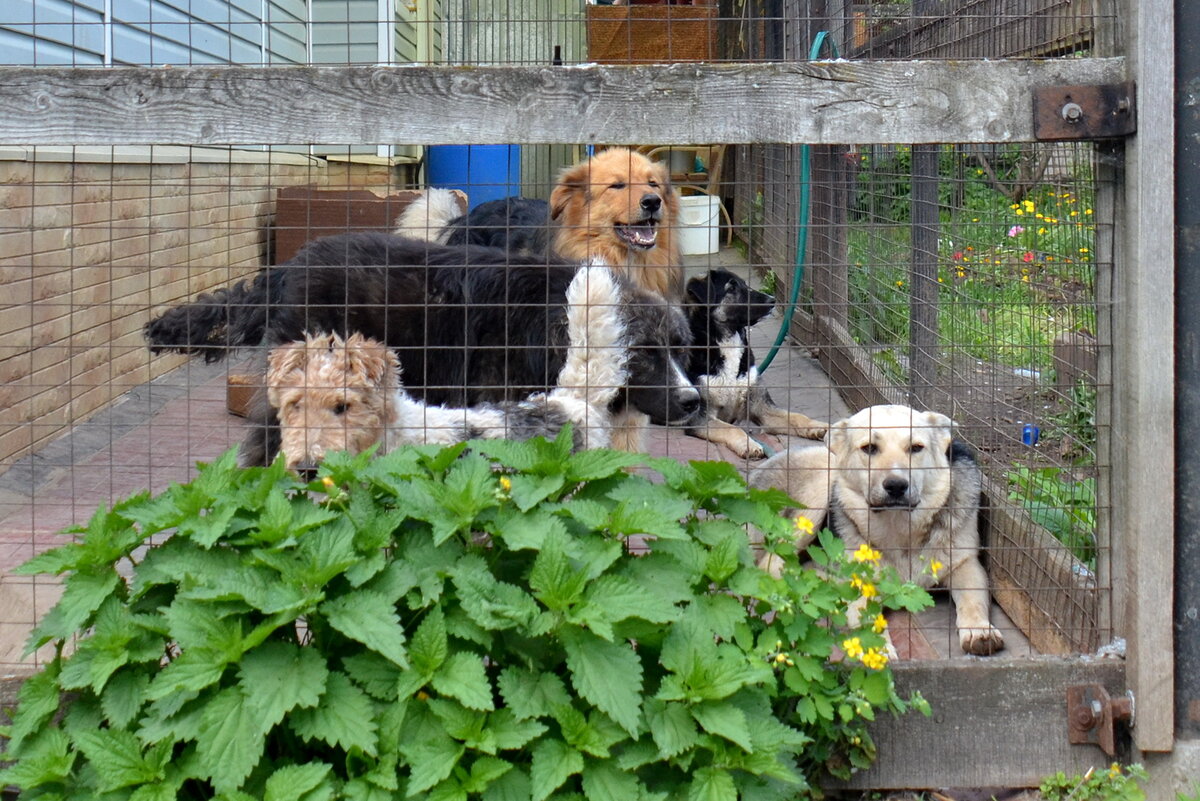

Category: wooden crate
[585, 5, 717, 64]
[271, 185, 466, 264]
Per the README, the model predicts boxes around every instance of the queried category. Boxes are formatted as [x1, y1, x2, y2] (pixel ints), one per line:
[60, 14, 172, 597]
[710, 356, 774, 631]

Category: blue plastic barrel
[426, 145, 522, 211]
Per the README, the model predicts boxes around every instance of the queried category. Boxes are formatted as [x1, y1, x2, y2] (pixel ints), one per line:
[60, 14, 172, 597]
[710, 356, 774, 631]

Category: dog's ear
[826, 418, 849, 458]
[685, 275, 710, 303]
[920, 410, 955, 456]
[345, 334, 399, 387]
[551, 161, 589, 220]
[266, 341, 307, 406]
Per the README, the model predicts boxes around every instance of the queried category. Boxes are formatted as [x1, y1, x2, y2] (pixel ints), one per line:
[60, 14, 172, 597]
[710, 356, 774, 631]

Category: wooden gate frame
[0, 0, 1175, 787]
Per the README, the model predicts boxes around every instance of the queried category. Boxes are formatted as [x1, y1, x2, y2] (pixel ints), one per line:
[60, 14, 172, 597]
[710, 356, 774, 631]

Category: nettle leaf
[688, 594, 747, 641]
[560, 629, 642, 737]
[27, 567, 121, 652]
[691, 700, 753, 752]
[509, 473, 566, 512]
[529, 530, 586, 612]
[431, 651, 494, 711]
[644, 699, 699, 758]
[408, 605, 449, 676]
[688, 767, 737, 801]
[73, 728, 165, 792]
[494, 507, 569, 551]
[101, 670, 151, 729]
[180, 503, 239, 548]
[581, 761, 641, 801]
[196, 687, 267, 793]
[497, 668, 571, 721]
[452, 555, 539, 631]
[607, 503, 686, 541]
[263, 762, 333, 801]
[482, 765, 531, 801]
[298, 518, 364, 586]
[146, 648, 228, 701]
[489, 708, 549, 751]
[404, 738, 465, 795]
[238, 641, 328, 728]
[576, 574, 680, 629]
[530, 739, 583, 801]
[0, 728, 74, 789]
[289, 671, 378, 755]
[563, 450, 643, 482]
[702, 532, 743, 584]
[7, 662, 62, 750]
[320, 589, 409, 668]
[462, 756, 514, 794]
[550, 498, 610, 530]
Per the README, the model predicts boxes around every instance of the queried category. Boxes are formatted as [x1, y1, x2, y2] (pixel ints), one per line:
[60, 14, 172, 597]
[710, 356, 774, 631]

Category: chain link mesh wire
[0, 0, 1116, 669]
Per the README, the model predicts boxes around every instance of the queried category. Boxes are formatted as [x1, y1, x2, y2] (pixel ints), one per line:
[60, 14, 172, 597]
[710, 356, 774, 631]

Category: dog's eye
[910, 443, 925, 453]
[861, 443, 879, 456]
[609, 182, 626, 190]
[333, 402, 348, 416]
[648, 180, 659, 188]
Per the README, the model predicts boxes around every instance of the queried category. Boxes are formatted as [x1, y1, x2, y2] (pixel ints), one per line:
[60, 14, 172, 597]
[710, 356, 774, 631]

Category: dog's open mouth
[614, 219, 658, 250]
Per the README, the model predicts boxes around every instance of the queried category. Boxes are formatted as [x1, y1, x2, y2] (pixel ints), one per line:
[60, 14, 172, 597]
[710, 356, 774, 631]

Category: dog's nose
[883, 477, 909, 498]
[640, 194, 662, 214]
[295, 463, 319, 482]
[674, 391, 702, 420]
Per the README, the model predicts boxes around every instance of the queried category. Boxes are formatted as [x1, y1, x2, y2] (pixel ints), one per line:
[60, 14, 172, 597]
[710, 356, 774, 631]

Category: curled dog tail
[143, 267, 285, 362]
[393, 188, 462, 244]
[553, 262, 629, 410]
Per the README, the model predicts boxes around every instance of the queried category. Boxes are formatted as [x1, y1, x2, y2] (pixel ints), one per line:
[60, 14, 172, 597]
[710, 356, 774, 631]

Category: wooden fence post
[909, 144, 940, 406]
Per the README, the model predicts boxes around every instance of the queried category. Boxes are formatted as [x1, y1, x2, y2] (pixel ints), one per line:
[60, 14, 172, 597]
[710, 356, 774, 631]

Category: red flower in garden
[1022, 251, 1034, 263]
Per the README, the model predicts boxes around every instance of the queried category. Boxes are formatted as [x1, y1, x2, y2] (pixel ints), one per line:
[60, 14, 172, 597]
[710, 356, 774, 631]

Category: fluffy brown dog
[396, 147, 683, 301]
[550, 147, 682, 300]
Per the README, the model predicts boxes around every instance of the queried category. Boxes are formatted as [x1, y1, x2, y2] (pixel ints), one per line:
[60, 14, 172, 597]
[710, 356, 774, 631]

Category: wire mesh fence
[0, 1, 1118, 673]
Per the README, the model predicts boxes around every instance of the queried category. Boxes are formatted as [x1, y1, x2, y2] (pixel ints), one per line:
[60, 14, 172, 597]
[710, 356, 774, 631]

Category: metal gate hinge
[1067, 684, 1134, 757]
[1034, 82, 1136, 140]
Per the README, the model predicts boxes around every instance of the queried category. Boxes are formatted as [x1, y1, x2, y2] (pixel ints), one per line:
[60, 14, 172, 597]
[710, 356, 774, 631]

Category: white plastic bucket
[676, 194, 721, 255]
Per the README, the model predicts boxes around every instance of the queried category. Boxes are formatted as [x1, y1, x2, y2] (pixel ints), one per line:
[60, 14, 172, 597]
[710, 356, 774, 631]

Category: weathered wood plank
[828, 659, 1126, 789]
[0, 58, 1126, 146]
[1117, 0, 1175, 753]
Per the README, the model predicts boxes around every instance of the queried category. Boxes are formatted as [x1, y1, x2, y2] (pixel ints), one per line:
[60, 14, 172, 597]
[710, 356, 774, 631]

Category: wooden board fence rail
[0, 58, 1126, 147]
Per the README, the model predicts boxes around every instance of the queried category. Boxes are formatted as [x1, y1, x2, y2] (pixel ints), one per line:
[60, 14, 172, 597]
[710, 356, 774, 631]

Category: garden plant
[0, 432, 931, 800]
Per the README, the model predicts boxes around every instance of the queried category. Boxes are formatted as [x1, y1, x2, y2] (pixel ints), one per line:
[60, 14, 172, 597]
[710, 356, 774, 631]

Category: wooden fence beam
[0, 58, 1126, 147]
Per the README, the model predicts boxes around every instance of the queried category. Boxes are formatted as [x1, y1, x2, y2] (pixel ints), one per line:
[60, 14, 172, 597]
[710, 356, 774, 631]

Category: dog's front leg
[946, 557, 1005, 655]
[752, 391, 828, 441]
[687, 417, 766, 459]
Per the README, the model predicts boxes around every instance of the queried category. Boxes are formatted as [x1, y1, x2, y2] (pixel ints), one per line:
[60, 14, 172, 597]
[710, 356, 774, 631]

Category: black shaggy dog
[145, 232, 701, 460]
[440, 196, 553, 258]
[682, 269, 828, 459]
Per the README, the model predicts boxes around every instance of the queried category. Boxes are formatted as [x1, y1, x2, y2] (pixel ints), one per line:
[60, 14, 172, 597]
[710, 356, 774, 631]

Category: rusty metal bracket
[1034, 82, 1136, 140]
[1067, 684, 1134, 757]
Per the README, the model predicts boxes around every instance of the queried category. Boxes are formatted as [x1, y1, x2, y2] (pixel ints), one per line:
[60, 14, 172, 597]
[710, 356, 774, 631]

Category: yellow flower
[321, 476, 336, 489]
[895, 280, 904, 287]
[873, 613, 888, 633]
[1079, 247, 1090, 254]
[794, 516, 815, 535]
[1022, 200, 1035, 213]
[851, 574, 878, 599]
[937, 277, 944, 283]
[1035, 213, 1044, 219]
[1009, 203, 1020, 211]
[1014, 209, 1024, 216]
[971, 217, 979, 222]
[499, 476, 512, 491]
[1070, 210, 1078, 217]
[851, 544, 882, 563]
[862, 648, 889, 670]
[1037, 227, 1047, 235]
[775, 652, 788, 664]
[928, 559, 944, 580]
[1022, 275, 1029, 282]
[842, 637, 864, 660]
[1085, 208, 1093, 215]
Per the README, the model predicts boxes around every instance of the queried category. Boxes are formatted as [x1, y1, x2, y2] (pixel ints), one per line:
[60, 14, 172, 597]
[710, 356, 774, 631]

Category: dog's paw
[731, 432, 766, 459]
[791, 421, 828, 441]
[959, 624, 1005, 656]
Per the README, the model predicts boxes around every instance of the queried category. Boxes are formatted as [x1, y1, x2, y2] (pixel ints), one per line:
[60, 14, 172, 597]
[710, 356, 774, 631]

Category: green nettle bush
[0, 431, 931, 801]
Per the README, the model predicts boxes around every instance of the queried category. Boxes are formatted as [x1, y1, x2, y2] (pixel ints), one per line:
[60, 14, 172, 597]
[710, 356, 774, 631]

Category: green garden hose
[755, 30, 841, 374]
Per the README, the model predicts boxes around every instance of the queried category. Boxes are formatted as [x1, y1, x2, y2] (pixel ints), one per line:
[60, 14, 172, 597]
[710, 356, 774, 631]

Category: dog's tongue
[617, 222, 657, 249]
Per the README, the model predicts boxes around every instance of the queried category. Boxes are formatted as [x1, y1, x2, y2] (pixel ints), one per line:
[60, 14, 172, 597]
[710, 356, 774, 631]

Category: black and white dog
[683, 269, 827, 458]
[144, 232, 701, 457]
